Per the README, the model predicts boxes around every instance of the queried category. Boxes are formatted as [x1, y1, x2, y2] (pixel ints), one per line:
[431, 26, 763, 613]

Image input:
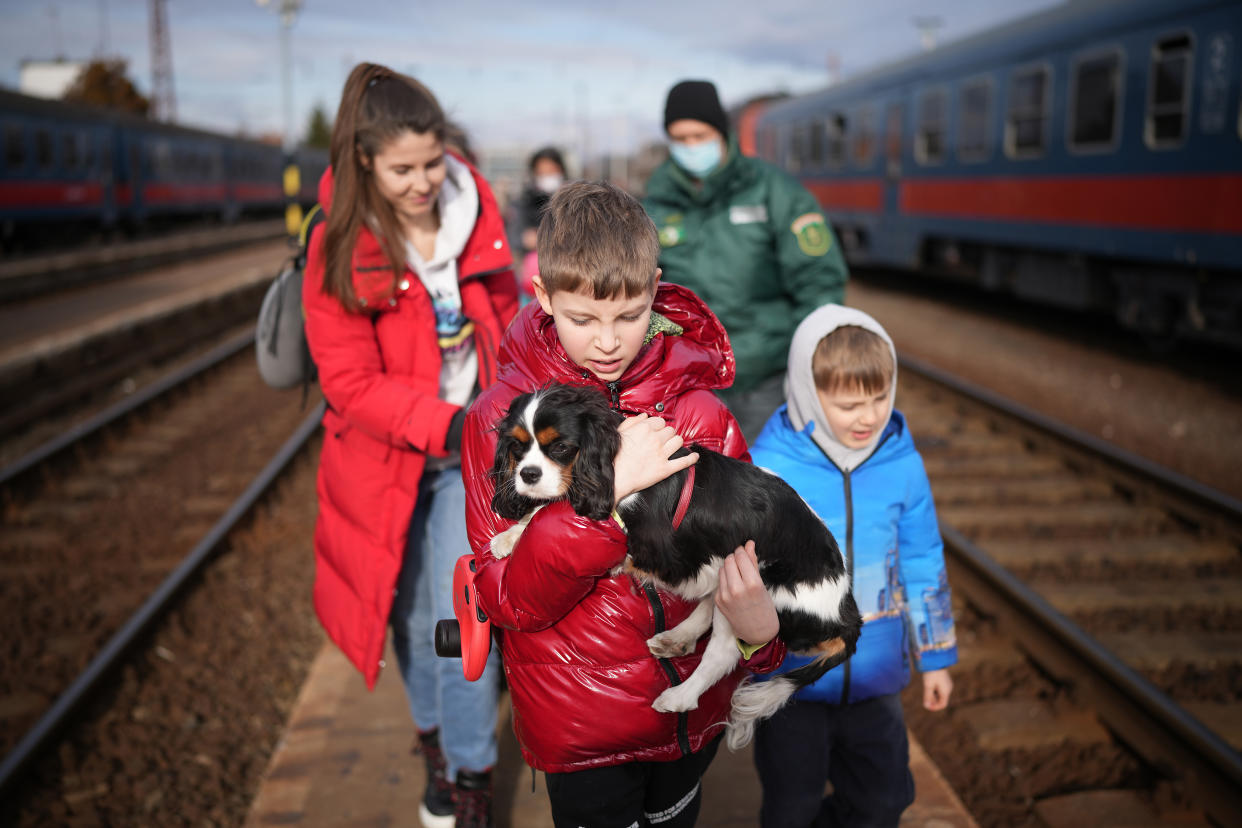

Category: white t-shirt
[403, 155, 480, 466]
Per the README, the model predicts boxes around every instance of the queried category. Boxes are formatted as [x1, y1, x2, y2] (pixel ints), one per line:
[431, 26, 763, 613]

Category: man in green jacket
[644, 79, 848, 442]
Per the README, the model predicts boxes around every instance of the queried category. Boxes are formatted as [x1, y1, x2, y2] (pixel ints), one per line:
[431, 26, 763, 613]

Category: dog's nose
[520, 466, 542, 485]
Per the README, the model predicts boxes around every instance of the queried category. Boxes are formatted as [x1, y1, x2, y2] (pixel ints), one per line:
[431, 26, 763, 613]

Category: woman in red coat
[301, 63, 517, 828]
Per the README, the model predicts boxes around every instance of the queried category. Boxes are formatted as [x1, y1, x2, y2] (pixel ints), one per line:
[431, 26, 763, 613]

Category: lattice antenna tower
[149, 0, 176, 121]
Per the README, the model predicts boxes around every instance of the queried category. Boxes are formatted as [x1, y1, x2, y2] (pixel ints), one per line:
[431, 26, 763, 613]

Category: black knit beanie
[663, 80, 729, 138]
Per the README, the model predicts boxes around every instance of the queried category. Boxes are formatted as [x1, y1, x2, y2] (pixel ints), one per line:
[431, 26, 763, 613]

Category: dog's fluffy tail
[725, 637, 852, 750]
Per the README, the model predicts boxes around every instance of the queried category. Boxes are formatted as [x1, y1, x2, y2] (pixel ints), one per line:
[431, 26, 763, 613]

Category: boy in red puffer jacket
[462, 180, 787, 827]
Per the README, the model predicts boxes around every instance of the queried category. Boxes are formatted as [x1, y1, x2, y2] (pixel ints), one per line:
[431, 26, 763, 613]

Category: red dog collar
[671, 464, 695, 530]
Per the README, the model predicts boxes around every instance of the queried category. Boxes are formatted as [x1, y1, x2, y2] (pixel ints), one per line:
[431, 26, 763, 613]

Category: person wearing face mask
[509, 146, 569, 303]
[643, 80, 849, 444]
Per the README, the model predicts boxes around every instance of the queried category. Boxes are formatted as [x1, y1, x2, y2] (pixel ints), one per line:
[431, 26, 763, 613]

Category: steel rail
[0, 399, 325, 803]
[0, 327, 255, 491]
[897, 352, 1242, 823]
[943, 525, 1242, 825]
[898, 351, 1242, 520]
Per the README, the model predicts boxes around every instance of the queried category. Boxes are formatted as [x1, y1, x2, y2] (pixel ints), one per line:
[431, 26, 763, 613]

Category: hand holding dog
[716, 541, 779, 648]
[613, 414, 698, 505]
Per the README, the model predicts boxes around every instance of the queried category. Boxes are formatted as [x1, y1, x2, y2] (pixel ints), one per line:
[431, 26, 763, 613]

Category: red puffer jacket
[304, 159, 518, 689]
[462, 283, 787, 772]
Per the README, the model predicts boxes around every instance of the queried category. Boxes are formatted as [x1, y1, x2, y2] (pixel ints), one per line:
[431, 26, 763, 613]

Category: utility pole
[98, 0, 110, 57]
[913, 16, 943, 53]
[258, 0, 305, 237]
[149, 0, 175, 121]
[257, 0, 303, 151]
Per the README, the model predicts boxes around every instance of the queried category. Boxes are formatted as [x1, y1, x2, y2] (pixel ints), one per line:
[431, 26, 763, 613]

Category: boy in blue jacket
[748, 304, 957, 828]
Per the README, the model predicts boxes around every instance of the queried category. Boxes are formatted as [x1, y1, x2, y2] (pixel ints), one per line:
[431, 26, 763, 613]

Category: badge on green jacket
[791, 212, 832, 257]
[658, 224, 685, 247]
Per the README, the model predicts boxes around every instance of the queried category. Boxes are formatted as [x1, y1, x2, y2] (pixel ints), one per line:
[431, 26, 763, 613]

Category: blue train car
[0, 90, 119, 235]
[0, 88, 329, 252]
[754, 0, 1242, 347]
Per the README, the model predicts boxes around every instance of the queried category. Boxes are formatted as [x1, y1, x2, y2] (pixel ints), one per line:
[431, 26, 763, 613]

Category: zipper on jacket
[460, 264, 510, 281]
[643, 582, 693, 757]
[472, 317, 497, 388]
[812, 429, 895, 707]
[606, 381, 621, 411]
[839, 470, 854, 706]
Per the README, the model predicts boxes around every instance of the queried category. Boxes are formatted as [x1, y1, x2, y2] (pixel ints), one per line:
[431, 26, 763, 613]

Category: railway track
[2, 328, 1238, 825]
[0, 264, 282, 443]
[0, 219, 287, 303]
[0, 336, 324, 824]
[897, 355, 1242, 827]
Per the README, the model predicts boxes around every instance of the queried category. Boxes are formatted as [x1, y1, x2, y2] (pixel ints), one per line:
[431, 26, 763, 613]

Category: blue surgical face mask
[669, 139, 722, 178]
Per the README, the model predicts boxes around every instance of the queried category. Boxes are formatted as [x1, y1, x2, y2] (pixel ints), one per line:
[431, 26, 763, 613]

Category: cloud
[1, 0, 1064, 152]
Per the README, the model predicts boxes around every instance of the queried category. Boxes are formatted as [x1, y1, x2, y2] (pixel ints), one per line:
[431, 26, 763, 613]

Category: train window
[83, 133, 95, 172]
[958, 78, 992, 162]
[1006, 64, 1051, 158]
[915, 88, 946, 165]
[1146, 33, 1193, 148]
[154, 140, 173, 177]
[825, 113, 847, 169]
[62, 133, 79, 170]
[1070, 49, 1122, 152]
[35, 129, 53, 170]
[808, 119, 826, 168]
[884, 101, 903, 176]
[789, 122, 808, 172]
[3, 125, 23, 171]
[851, 106, 876, 168]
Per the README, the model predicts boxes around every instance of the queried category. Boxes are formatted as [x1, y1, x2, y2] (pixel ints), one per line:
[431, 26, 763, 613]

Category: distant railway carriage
[752, 0, 1242, 347]
[0, 91, 116, 231]
[0, 88, 328, 250]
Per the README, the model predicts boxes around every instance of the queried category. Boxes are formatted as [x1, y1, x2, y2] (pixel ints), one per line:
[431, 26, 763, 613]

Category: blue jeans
[391, 466, 500, 779]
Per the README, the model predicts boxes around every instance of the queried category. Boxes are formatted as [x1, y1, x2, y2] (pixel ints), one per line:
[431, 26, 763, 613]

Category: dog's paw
[647, 630, 695, 658]
[490, 525, 522, 559]
[653, 685, 700, 713]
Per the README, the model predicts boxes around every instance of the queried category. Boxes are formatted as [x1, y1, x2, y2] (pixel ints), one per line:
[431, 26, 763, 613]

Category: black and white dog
[489, 382, 862, 748]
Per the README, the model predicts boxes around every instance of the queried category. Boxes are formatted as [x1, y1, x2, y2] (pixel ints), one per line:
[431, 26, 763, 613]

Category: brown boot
[454, 768, 494, 828]
[415, 729, 454, 828]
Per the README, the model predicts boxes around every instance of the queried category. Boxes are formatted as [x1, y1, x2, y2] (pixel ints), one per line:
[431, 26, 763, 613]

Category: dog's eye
[547, 441, 577, 462]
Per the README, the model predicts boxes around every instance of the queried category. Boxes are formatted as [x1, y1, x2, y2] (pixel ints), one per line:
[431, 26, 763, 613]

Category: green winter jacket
[643, 137, 848, 392]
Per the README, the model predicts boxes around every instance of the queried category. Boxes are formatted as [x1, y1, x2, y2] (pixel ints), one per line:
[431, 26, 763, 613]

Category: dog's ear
[491, 435, 537, 520]
[567, 402, 621, 521]
[491, 394, 536, 520]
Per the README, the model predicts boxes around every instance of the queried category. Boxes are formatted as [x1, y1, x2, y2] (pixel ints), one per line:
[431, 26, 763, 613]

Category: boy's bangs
[539, 254, 655, 301]
[812, 326, 893, 394]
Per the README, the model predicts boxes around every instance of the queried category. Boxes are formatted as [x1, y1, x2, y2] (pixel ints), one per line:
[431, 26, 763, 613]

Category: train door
[122, 129, 147, 225]
[96, 125, 116, 229]
[883, 99, 903, 208]
[879, 96, 918, 266]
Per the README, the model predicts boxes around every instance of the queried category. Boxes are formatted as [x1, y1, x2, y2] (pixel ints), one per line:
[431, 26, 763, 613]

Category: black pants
[545, 735, 722, 828]
[753, 694, 914, 828]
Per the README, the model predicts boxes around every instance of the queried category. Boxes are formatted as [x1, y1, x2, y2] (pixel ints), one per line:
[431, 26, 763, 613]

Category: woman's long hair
[322, 63, 446, 310]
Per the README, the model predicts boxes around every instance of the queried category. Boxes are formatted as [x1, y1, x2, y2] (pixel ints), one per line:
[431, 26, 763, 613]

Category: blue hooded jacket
[750, 304, 957, 705]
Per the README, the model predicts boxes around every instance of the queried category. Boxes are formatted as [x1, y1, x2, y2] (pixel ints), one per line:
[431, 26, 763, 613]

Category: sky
[0, 0, 1065, 163]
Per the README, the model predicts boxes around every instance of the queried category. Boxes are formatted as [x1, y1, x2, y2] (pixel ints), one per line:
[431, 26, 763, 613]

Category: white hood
[404, 152, 478, 272]
[784, 304, 897, 472]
